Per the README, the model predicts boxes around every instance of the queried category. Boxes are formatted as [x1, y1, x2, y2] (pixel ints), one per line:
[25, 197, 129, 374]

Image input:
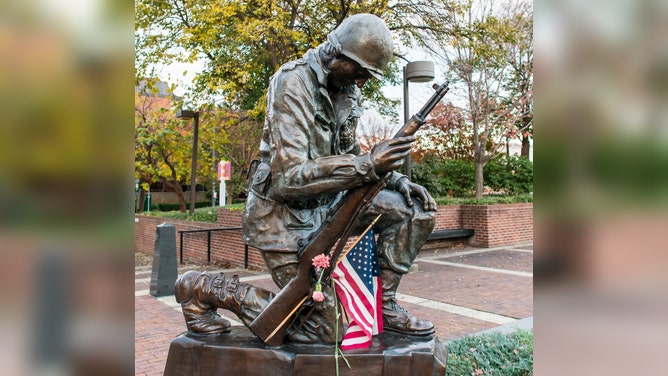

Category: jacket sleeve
[266, 69, 379, 202]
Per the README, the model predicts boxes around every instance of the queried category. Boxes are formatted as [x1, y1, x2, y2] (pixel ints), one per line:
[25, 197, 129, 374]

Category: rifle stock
[249, 81, 449, 346]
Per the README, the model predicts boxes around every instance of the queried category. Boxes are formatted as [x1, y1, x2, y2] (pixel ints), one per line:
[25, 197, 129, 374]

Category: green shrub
[435, 194, 532, 205]
[151, 210, 189, 220]
[225, 203, 246, 211]
[485, 156, 533, 195]
[447, 330, 533, 376]
[190, 207, 218, 222]
[154, 201, 211, 212]
[412, 155, 448, 196]
[441, 159, 476, 196]
[413, 155, 533, 198]
[146, 203, 249, 221]
[147, 206, 218, 222]
[412, 157, 476, 197]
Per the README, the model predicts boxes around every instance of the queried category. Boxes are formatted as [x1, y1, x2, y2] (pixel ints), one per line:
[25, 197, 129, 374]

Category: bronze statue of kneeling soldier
[174, 13, 449, 346]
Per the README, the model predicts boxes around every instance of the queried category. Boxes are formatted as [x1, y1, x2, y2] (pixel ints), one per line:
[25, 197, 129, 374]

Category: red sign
[218, 160, 232, 181]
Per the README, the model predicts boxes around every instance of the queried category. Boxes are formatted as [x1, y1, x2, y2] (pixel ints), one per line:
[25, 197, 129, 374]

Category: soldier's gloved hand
[395, 177, 437, 212]
[370, 136, 415, 175]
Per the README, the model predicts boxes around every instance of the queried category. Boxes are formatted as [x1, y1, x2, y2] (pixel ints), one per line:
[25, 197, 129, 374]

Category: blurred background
[534, 0, 668, 374]
[0, 0, 667, 375]
[0, 0, 135, 375]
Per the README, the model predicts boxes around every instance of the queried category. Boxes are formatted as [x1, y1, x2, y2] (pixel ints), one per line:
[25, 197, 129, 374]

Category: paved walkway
[135, 241, 533, 375]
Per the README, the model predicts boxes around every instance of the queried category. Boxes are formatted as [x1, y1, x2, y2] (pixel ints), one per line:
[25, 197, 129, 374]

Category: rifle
[249, 81, 449, 346]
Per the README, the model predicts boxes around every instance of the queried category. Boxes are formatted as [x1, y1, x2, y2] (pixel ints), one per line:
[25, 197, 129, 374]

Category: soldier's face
[328, 55, 371, 89]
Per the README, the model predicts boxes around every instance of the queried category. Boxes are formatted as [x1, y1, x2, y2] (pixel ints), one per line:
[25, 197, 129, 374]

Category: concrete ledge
[472, 316, 533, 337]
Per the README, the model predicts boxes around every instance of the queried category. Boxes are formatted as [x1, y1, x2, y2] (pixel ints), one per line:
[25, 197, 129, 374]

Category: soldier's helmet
[327, 13, 394, 80]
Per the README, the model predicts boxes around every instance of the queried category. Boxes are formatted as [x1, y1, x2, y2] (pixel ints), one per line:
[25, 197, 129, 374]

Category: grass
[145, 203, 245, 223]
[446, 330, 533, 376]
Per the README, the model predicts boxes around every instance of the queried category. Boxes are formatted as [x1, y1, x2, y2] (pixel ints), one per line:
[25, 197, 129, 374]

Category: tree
[196, 107, 264, 203]
[357, 110, 401, 153]
[135, 86, 192, 212]
[504, 0, 533, 158]
[135, 0, 409, 116]
[411, 0, 533, 197]
[135, 0, 410, 206]
[416, 101, 475, 162]
[137, 1, 535, 200]
[135, 82, 252, 212]
[136, 1, 426, 201]
[135, 0, 502, 115]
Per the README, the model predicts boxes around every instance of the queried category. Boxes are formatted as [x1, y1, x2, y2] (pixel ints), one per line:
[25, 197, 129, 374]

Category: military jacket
[243, 47, 402, 252]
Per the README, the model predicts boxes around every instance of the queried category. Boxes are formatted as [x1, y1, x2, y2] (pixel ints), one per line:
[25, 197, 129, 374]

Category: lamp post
[211, 149, 217, 207]
[403, 61, 435, 181]
[176, 109, 200, 216]
[134, 179, 139, 212]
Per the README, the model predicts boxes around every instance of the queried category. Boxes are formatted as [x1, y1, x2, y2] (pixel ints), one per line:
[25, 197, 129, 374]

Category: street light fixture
[176, 109, 200, 216]
[403, 60, 435, 181]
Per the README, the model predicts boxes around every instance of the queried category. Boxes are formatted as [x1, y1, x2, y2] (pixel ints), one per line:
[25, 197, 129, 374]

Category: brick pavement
[135, 241, 533, 375]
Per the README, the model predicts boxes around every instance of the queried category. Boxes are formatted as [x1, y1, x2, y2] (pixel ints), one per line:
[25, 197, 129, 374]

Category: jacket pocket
[250, 162, 271, 196]
[283, 206, 315, 229]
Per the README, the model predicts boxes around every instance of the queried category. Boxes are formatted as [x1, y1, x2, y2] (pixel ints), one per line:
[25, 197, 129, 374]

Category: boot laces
[225, 274, 239, 292]
[387, 298, 409, 314]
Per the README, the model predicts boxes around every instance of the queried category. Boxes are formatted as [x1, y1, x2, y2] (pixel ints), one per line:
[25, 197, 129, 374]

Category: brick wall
[134, 210, 265, 270]
[433, 204, 462, 230]
[460, 203, 533, 247]
[134, 204, 532, 270]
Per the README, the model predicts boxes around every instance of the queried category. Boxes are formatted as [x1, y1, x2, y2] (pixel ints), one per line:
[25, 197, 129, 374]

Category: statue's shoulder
[279, 58, 308, 73]
[271, 58, 312, 89]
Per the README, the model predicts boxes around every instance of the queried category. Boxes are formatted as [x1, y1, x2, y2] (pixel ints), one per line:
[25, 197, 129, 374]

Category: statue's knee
[422, 208, 436, 226]
[410, 201, 436, 226]
[270, 263, 298, 288]
[262, 251, 299, 288]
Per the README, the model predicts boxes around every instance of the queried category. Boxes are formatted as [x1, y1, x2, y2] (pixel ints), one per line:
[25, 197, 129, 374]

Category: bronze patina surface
[171, 16, 448, 372]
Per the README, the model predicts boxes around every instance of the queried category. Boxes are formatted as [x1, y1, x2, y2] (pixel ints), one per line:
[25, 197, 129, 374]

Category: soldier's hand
[395, 177, 437, 212]
[370, 136, 415, 175]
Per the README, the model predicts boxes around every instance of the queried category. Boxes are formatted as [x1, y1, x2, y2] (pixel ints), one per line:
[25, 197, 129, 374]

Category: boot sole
[186, 326, 232, 335]
[383, 326, 435, 336]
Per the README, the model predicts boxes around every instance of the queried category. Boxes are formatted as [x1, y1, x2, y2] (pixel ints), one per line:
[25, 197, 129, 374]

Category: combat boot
[174, 270, 231, 334]
[380, 269, 435, 336]
[175, 270, 273, 334]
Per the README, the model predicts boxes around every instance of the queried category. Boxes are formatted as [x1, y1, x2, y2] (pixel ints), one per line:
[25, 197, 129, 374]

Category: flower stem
[333, 277, 340, 376]
[332, 277, 350, 374]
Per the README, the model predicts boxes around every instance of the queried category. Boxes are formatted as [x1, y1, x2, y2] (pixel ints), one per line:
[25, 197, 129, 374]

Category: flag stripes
[332, 229, 383, 350]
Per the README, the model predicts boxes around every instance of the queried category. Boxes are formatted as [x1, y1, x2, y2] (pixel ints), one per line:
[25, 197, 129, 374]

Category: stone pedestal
[164, 327, 447, 375]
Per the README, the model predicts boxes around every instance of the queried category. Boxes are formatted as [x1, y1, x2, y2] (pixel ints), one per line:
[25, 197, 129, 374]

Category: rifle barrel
[393, 81, 449, 138]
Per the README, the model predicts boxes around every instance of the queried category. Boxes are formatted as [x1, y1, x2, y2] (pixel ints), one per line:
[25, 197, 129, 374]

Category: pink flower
[312, 291, 325, 302]
[312, 282, 325, 302]
[312, 254, 331, 271]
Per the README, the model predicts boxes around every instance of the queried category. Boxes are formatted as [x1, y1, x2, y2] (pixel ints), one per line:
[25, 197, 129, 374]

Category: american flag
[332, 228, 383, 350]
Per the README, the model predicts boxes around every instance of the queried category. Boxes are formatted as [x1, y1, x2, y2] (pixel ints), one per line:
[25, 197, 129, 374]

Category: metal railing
[178, 227, 250, 268]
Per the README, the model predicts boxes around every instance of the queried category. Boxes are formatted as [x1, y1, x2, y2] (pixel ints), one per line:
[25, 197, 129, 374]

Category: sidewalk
[135, 241, 533, 375]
